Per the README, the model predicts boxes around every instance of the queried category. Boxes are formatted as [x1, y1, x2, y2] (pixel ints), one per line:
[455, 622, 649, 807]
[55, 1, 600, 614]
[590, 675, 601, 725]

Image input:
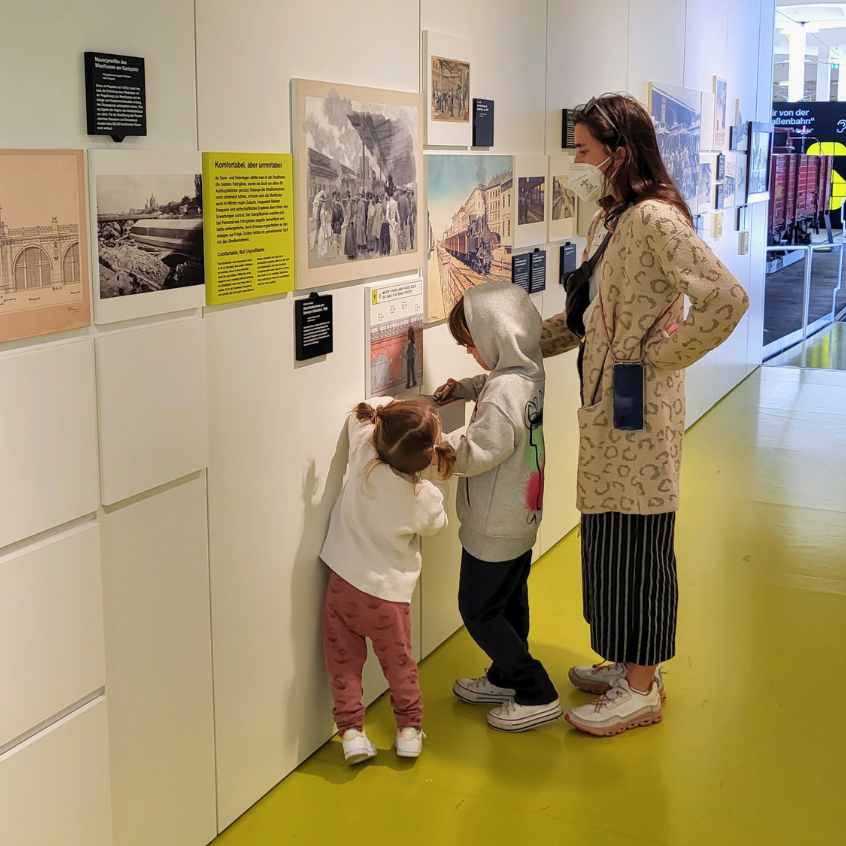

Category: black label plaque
[473, 99, 495, 147]
[530, 249, 547, 293]
[562, 109, 577, 149]
[84, 52, 147, 142]
[559, 242, 578, 283]
[512, 252, 531, 291]
[295, 292, 333, 361]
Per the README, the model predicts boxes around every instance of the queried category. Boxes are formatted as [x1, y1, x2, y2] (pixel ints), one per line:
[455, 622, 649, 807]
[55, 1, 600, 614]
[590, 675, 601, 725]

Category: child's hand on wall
[433, 378, 459, 404]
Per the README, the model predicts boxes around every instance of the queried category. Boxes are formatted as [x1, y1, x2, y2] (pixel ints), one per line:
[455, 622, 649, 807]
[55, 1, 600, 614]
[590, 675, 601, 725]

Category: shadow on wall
[287, 421, 350, 763]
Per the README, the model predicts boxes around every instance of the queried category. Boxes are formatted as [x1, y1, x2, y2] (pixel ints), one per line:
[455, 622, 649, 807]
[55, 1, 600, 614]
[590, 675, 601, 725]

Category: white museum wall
[0, 522, 104, 750]
[0, 0, 775, 842]
[0, 699, 112, 846]
[100, 475, 216, 846]
[0, 3, 207, 845]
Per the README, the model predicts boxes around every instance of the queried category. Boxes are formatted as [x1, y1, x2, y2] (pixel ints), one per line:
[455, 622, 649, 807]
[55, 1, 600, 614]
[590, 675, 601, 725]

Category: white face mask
[565, 156, 612, 204]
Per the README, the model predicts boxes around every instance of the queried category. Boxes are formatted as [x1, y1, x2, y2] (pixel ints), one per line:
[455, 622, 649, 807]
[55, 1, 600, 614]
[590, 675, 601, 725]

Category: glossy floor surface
[767, 320, 846, 370]
[214, 366, 846, 846]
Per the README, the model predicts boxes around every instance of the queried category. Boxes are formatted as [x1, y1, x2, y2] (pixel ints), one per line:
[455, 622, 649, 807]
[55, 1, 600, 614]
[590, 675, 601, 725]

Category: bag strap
[585, 230, 613, 273]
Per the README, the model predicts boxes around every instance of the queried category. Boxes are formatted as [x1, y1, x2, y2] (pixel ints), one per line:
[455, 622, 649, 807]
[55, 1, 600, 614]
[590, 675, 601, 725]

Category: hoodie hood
[463, 282, 543, 380]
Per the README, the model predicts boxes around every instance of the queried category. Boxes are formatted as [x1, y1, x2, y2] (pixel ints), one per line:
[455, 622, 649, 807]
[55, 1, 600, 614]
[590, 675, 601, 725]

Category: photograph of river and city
[95, 173, 204, 298]
[425, 154, 513, 322]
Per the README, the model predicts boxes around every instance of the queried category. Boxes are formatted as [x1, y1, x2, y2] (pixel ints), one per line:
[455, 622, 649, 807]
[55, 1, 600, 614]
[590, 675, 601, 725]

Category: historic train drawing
[442, 215, 499, 275]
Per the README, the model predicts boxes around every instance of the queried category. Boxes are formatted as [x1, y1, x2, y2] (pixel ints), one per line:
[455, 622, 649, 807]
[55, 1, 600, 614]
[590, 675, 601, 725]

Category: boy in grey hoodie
[435, 282, 561, 732]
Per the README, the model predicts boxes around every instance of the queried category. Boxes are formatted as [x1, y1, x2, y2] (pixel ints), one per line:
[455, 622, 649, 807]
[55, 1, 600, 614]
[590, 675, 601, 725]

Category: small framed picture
[746, 122, 773, 204]
[729, 123, 748, 153]
[716, 153, 726, 180]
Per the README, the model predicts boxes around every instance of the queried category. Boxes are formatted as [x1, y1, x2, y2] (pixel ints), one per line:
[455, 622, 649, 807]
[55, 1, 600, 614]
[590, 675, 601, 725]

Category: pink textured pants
[323, 571, 422, 732]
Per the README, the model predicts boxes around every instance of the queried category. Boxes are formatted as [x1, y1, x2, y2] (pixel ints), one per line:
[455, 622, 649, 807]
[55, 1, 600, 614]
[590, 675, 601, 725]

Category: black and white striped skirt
[581, 512, 678, 666]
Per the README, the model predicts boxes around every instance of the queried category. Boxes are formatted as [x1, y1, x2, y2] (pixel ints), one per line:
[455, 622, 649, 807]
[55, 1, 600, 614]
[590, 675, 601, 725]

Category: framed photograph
[696, 160, 713, 216]
[424, 153, 513, 323]
[648, 82, 702, 211]
[548, 154, 578, 241]
[716, 153, 726, 181]
[730, 123, 748, 152]
[727, 151, 748, 206]
[423, 31, 472, 147]
[713, 77, 728, 149]
[89, 150, 205, 324]
[747, 122, 773, 203]
[0, 149, 91, 343]
[291, 78, 423, 290]
[513, 154, 549, 249]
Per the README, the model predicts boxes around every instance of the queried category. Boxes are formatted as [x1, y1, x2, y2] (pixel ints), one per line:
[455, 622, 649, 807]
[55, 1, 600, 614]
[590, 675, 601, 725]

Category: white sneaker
[453, 674, 516, 704]
[341, 728, 377, 765]
[395, 727, 425, 758]
[486, 698, 563, 732]
[569, 662, 666, 701]
[565, 677, 662, 737]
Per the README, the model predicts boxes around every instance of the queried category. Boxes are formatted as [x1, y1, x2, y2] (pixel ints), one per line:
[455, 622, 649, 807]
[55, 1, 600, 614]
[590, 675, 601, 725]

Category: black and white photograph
[301, 87, 418, 270]
[96, 172, 204, 299]
[552, 176, 576, 223]
[747, 122, 773, 202]
[518, 176, 545, 225]
[696, 162, 713, 215]
[432, 56, 470, 123]
[649, 83, 702, 210]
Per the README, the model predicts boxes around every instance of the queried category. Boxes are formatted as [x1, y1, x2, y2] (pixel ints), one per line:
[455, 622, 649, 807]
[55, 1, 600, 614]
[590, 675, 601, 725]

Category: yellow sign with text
[203, 152, 294, 304]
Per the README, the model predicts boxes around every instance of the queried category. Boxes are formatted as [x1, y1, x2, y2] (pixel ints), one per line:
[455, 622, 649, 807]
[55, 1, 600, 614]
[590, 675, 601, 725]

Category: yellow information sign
[202, 152, 294, 304]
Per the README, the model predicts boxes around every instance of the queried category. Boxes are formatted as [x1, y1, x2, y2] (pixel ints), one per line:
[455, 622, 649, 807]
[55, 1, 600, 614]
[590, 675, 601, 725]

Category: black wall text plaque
[84, 52, 147, 142]
[295, 292, 333, 361]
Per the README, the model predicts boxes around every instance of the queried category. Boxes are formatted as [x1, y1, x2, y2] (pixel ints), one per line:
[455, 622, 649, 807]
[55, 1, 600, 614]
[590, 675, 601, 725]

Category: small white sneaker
[341, 728, 377, 765]
[486, 698, 563, 732]
[395, 727, 425, 758]
[565, 677, 662, 737]
[569, 662, 666, 701]
[453, 674, 516, 704]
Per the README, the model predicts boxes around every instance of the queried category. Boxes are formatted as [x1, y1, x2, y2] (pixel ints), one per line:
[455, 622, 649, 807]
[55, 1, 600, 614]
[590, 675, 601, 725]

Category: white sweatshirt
[320, 398, 448, 603]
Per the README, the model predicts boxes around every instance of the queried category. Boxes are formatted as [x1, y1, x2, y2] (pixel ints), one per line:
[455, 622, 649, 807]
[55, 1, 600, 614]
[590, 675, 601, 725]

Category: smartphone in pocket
[612, 362, 645, 431]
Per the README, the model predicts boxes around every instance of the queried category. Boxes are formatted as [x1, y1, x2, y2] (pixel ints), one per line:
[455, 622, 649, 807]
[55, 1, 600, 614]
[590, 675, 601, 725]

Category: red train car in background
[768, 151, 833, 246]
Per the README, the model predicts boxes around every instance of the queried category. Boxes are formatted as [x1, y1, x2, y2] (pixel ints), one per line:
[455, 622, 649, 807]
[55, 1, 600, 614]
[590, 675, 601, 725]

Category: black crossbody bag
[562, 230, 613, 338]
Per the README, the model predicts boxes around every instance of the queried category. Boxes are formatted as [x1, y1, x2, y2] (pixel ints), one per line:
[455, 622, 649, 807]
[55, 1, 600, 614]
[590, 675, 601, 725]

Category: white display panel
[100, 475, 216, 846]
[95, 316, 208, 505]
[0, 339, 99, 550]
[0, 522, 104, 749]
[88, 149, 206, 325]
[0, 0, 197, 150]
[423, 31, 473, 148]
[0, 699, 112, 846]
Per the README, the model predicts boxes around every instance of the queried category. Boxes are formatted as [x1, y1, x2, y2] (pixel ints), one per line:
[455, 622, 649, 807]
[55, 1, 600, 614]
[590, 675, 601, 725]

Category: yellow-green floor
[215, 366, 846, 846]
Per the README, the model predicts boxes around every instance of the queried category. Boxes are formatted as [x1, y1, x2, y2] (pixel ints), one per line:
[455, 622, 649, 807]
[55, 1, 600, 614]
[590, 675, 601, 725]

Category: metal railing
[764, 229, 846, 360]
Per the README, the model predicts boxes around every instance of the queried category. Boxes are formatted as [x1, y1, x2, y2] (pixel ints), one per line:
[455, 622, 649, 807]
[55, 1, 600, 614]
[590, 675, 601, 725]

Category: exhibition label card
[202, 152, 294, 304]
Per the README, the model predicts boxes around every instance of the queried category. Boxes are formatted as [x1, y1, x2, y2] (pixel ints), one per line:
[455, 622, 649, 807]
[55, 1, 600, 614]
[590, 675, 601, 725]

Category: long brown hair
[355, 400, 456, 478]
[447, 297, 474, 348]
[573, 93, 693, 230]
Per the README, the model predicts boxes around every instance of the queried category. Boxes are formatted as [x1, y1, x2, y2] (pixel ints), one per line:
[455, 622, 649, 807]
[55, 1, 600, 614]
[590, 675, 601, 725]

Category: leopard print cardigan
[541, 199, 749, 514]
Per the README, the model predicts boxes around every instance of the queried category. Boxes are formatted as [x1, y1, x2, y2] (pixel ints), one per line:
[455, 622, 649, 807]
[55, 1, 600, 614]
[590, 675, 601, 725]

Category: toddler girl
[321, 397, 453, 764]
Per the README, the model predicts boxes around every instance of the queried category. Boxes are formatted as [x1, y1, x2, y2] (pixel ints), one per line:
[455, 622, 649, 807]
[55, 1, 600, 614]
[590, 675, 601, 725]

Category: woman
[541, 95, 749, 736]
[386, 191, 400, 256]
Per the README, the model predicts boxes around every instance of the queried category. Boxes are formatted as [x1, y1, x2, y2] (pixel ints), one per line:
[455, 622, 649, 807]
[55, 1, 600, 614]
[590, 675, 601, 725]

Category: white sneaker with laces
[565, 677, 662, 737]
[453, 674, 516, 704]
[395, 727, 425, 758]
[569, 662, 666, 701]
[341, 728, 377, 765]
[486, 698, 563, 732]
